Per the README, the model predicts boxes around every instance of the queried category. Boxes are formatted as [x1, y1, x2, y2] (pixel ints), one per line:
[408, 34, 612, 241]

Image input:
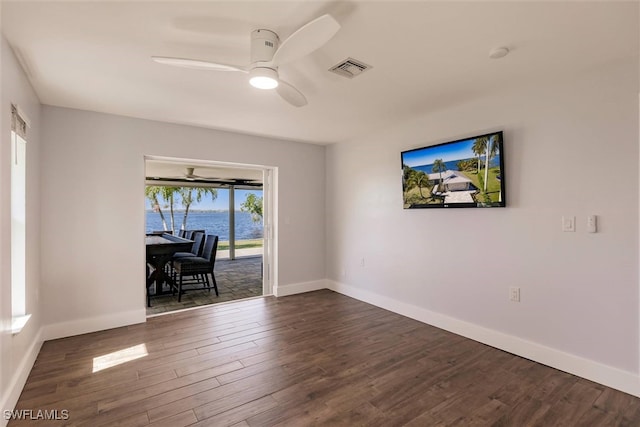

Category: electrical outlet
[509, 287, 520, 302]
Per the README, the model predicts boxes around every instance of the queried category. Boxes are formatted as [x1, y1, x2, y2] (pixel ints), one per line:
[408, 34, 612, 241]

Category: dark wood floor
[10, 290, 640, 426]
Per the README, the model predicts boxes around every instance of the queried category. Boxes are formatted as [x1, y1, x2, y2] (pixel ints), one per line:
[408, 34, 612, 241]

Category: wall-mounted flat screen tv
[401, 131, 505, 209]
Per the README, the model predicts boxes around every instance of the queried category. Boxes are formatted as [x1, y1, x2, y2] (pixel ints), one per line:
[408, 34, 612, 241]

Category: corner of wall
[274, 279, 328, 297]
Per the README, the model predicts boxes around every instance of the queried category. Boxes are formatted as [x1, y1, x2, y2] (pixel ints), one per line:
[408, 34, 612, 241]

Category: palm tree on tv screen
[407, 170, 430, 199]
[483, 135, 500, 192]
[403, 165, 416, 197]
[416, 171, 431, 198]
[472, 137, 488, 174]
[432, 159, 447, 192]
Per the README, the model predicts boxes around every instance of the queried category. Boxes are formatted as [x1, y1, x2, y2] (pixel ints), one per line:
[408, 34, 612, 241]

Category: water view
[146, 210, 263, 241]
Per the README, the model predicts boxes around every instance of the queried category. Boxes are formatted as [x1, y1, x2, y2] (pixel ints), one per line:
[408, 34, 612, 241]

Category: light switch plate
[562, 216, 575, 232]
[509, 287, 520, 302]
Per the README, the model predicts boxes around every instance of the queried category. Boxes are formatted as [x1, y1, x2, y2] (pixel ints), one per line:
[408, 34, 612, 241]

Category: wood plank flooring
[9, 290, 640, 426]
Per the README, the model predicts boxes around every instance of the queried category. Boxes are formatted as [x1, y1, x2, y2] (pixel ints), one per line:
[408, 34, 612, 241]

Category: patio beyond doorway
[146, 254, 263, 316]
[144, 157, 274, 316]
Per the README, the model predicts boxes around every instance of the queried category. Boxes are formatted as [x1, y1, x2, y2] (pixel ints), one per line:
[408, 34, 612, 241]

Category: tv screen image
[401, 131, 505, 209]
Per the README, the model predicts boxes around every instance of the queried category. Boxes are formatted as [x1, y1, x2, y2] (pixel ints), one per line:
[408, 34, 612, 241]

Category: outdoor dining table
[145, 234, 193, 306]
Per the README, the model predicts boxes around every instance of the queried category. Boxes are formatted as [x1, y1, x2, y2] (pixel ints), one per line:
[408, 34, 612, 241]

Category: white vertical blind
[11, 105, 27, 318]
[11, 105, 27, 138]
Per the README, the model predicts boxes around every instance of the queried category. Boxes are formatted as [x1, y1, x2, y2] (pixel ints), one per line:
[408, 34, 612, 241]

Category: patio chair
[183, 229, 205, 240]
[172, 234, 219, 302]
[173, 231, 205, 259]
[165, 231, 205, 277]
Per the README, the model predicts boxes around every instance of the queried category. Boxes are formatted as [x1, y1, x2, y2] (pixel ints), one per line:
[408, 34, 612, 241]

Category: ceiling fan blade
[276, 80, 308, 107]
[152, 56, 248, 73]
[194, 176, 226, 181]
[271, 14, 340, 66]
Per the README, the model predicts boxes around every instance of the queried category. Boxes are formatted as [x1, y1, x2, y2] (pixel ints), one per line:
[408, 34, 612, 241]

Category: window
[11, 105, 29, 332]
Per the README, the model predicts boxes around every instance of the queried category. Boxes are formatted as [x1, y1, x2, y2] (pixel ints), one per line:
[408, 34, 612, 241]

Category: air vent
[329, 57, 372, 79]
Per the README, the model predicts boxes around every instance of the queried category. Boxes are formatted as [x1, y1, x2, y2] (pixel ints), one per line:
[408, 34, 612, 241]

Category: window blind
[11, 105, 27, 139]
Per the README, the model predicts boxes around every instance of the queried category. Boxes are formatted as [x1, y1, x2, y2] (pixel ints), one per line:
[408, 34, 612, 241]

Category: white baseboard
[274, 279, 328, 297]
[42, 309, 146, 341]
[1, 327, 43, 426]
[326, 280, 640, 398]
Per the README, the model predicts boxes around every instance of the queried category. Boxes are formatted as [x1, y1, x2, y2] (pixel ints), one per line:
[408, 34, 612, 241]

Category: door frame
[144, 155, 276, 297]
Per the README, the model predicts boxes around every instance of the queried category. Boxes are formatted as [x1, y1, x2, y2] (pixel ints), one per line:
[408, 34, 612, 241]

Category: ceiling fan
[152, 14, 341, 107]
[148, 168, 262, 186]
[181, 167, 213, 181]
[150, 167, 219, 182]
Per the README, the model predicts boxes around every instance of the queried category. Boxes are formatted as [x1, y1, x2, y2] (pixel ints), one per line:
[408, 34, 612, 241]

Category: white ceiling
[2, 1, 637, 145]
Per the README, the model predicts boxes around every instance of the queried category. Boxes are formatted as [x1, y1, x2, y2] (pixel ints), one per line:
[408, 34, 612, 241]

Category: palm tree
[472, 137, 488, 174]
[483, 135, 500, 191]
[178, 187, 218, 231]
[145, 185, 179, 232]
[432, 159, 447, 192]
[145, 186, 169, 230]
[163, 186, 179, 233]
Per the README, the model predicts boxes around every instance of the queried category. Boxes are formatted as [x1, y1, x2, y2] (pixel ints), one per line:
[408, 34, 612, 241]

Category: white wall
[325, 58, 640, 393]
[39, 107, 326, 337]
[0, 36, 43, 418]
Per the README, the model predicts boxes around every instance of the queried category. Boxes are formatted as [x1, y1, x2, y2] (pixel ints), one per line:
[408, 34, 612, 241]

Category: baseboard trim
[42, 309, 146, 341]
[274, 279, 328, 297]
[1, 327, 43, 425]
[326, 280, 640, 398]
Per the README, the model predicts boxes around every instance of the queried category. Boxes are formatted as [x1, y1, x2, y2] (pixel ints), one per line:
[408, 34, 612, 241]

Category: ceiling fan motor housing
[250, 29, 279, 65]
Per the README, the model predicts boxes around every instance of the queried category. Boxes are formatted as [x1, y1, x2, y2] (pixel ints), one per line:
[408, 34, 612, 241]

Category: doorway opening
[143, 156, 275, 316]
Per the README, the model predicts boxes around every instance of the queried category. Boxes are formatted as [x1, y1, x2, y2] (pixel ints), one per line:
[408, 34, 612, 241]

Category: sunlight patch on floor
[92, 343, 148, 373]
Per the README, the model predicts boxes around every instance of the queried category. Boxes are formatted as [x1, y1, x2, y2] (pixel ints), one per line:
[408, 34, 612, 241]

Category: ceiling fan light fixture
[153, 13, 340, 106]
[249, 67, 279, 90]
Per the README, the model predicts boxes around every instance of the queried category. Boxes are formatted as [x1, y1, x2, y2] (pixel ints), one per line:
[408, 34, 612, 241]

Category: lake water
[146, 210, 263, 241]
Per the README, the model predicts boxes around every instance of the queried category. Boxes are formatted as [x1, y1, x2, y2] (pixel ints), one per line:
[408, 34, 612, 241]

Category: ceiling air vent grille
[329, 57, 372, 79]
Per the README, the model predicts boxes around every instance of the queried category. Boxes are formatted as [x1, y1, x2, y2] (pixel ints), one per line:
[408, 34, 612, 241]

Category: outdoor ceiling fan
[149, 168, 262, 186]
[148, 167, 219, 182]
[152, 14, 341, 107]
[181, 167, 214, 181]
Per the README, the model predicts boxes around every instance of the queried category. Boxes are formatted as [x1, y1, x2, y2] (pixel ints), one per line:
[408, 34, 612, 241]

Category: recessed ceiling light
[489, 47, 510, 59]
